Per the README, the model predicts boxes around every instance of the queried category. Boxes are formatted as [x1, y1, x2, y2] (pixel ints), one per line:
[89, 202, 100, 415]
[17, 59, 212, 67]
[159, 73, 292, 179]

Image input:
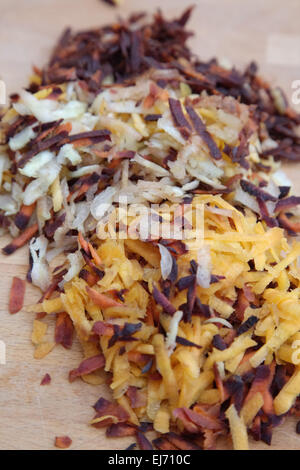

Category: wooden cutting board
[0, 0, 300, 450]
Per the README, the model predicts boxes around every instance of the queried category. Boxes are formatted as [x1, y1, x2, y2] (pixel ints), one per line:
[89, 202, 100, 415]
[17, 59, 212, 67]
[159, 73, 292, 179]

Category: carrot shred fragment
[9, 277, 26, 314]
[2, 223, 38, 255]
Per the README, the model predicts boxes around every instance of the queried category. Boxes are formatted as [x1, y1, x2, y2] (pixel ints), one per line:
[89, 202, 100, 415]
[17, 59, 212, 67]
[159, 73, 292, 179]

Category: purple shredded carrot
[152, 286, 176, 315]
[237, 315, 259, 336]
[176, 336, 202, 349]
[240, 180, 277, 202]
[186, 104, 222, 160]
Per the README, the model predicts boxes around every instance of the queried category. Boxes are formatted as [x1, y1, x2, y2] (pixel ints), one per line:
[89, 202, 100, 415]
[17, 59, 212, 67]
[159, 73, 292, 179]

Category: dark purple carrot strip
[257, 198, 279, 228]
[240, 180, 277, 202]
[141, 359, 153, 374]
[176, 336, 202, 349]
[136, 431, 153, 450]
[144, 114, 162, 121]
[130, 31, 142, 74]
[152, 285, 176, 315]
[193, 297, 211, 318]
[169, 98, 191, 139]
[169, 98, 192, 130]
[32, 119, 64, 136]
[260, 422, 273, 446]
[224, 375, 245, 413]
[167, 256, 178, 283]
[210, 274, 226, 283]
[275, 196, 300, 213]
[6, 115, 37, 140]
[231, 129, 251, 170]
[212, 334, 227, 351]
[17, 131, 69, 168]
[65, 129, 111, 144]
[237, 315, 259, 336]
[108, 322, 142, 348]
[185, 104, 222, 160]
[278, 186, 291, 199]
[176, 274, 195, 291]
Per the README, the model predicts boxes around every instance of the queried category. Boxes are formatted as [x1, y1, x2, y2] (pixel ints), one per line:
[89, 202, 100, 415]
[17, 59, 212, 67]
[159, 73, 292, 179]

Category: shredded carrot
[2, 223, 38, 255]
[78, 232, 90, 254]
[9, 277, 26, 314]
[86, 286, 121, 308]
[88, 242, 103, 266]
[14, 203, 36, 230]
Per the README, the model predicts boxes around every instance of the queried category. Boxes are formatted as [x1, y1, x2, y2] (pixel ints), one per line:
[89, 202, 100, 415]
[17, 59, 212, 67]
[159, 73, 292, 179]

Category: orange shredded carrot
[79, 269, 99, 286]
[14, 203, 36, 230]
[56, 122, 72, 135]
[9, 277, 26, 314]
[86, 286, 121, 308]
[244, 362, 275, 415]
[54, 436, 72, 449]
[2, 223, 38, 255]
[88, 242, 103, 266]
[78, 232, 90, 254]
[72, 138, 94, 148]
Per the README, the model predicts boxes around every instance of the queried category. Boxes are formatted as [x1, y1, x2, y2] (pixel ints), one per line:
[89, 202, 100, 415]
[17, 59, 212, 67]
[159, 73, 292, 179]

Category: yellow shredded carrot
[225, 404, 249, 450]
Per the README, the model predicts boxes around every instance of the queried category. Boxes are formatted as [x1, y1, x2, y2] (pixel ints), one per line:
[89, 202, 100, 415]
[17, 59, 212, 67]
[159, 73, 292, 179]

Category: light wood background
[0, 0, 300, 450]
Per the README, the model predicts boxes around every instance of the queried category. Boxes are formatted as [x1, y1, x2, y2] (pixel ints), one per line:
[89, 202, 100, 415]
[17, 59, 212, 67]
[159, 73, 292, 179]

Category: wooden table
[0, 0, 300, 450]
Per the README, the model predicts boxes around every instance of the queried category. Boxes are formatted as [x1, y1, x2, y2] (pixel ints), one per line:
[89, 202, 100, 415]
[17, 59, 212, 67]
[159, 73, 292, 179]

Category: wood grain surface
[0, 0, 300, 450]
